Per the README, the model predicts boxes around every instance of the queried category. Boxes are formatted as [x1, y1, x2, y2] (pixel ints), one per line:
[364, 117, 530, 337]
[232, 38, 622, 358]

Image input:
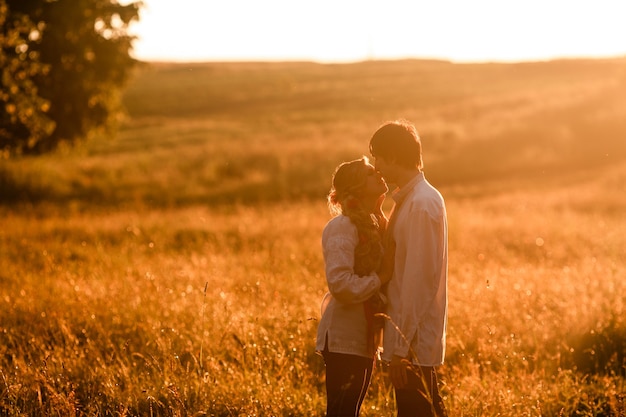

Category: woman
[316, 157, 393, 417]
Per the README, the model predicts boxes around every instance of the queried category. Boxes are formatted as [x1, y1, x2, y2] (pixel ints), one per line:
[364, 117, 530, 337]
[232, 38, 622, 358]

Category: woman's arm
[323, 219, 382, 304]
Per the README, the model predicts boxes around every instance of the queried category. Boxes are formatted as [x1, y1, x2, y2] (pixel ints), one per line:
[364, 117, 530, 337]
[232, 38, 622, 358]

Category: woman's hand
[374, 194, 387, 220]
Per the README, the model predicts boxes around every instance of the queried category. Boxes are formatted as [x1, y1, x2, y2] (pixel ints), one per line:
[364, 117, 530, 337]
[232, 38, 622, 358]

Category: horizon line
[132, 53, 626, 66]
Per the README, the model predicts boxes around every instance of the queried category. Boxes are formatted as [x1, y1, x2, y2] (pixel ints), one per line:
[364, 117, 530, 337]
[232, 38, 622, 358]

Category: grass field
[1, 58, 625, 416]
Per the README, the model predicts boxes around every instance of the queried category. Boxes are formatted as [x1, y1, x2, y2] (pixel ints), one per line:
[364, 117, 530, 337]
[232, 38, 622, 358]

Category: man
[369, 120, 448, 417]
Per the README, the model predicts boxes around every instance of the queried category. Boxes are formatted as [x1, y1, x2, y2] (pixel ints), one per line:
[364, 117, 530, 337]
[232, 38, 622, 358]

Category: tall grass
[1, 172, 625, 415]
[1, 58, 625, 415]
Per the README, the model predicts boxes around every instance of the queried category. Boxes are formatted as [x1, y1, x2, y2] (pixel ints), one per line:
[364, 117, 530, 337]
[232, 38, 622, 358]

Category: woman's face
[361, 163, 388, 199]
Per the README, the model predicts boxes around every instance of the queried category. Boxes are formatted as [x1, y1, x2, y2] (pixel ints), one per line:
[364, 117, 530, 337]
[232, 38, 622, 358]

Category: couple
[316, 120, 448, 417]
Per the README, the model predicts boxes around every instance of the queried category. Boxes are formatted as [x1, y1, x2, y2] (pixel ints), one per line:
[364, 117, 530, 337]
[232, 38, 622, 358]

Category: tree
[0, 0, 141, 156]
[0, 0, 54, 156]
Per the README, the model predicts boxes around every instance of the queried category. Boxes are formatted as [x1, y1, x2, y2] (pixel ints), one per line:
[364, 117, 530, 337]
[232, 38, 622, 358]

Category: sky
[127, 0, 626, 64]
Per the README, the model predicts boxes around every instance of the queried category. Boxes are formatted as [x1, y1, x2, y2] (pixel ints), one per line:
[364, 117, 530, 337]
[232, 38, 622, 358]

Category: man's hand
[377, 240, 395, 285]
[389, 354, 410, 389]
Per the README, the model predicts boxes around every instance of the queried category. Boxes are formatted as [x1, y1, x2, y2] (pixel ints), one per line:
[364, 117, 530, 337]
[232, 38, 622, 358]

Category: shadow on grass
[0, 165, 52, 205]
[0, 153, 336, 209]
[0, 165, 115, 208]
[564, 317, 626, 377]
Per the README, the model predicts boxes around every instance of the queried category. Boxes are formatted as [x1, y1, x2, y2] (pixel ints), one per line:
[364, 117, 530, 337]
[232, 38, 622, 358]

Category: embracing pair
[316, 120, 448, 417]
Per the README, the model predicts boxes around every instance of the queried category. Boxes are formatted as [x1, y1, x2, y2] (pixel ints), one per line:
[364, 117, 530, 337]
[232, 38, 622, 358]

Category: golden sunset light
[130, 0, 626, 63]
[3, 0, 626, 414]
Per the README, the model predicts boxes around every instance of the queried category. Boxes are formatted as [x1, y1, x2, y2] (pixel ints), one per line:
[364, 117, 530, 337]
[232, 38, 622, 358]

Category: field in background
[1, 58, 625, 415]
[4, 58, 626, 206]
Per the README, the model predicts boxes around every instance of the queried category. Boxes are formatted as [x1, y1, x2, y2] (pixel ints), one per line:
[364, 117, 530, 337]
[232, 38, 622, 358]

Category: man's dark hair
[369, 120, 423, 170]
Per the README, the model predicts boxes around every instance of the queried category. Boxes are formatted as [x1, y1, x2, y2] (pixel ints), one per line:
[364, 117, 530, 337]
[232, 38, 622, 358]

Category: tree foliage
[0, 0, 53, 156]
[0, 0, 141, 156]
